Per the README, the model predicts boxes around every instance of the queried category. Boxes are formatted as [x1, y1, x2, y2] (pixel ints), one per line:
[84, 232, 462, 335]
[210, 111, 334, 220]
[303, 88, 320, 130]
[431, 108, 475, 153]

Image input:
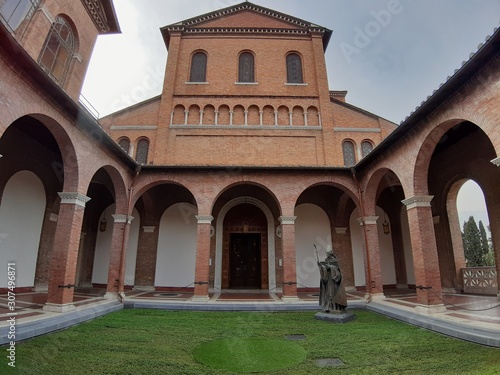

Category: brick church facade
[0, 1, 499, 313]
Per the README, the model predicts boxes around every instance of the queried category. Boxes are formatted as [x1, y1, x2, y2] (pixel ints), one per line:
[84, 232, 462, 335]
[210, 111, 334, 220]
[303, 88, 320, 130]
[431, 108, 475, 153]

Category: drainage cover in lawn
[193, 337, 307, 373]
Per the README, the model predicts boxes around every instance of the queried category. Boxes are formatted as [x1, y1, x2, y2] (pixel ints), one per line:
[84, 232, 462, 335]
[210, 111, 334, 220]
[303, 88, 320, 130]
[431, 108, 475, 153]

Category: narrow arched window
[0, 0, 40, 32]
[118, 137, 130, 154]
[135, 138, 149, 164]
[38, 16, 75, 85]
[238, 52, 254, 82]
[286, 53, 303, 83]
[189, 52, 207, 82]
[342, 140, 356, 167]
[361, 140, 374, 157]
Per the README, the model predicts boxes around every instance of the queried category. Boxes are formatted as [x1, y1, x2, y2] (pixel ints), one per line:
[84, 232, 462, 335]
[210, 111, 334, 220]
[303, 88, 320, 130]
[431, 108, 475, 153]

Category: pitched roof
[160, 1, 332, 51]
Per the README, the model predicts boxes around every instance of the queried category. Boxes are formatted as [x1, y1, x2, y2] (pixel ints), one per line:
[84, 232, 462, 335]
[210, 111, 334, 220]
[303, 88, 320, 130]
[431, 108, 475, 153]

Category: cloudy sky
[81, 0, 499, 226]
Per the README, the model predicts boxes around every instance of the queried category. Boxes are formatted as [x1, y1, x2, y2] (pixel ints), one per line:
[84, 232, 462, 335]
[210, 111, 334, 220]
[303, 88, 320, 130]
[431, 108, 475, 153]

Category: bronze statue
[316, 246, 347, 313]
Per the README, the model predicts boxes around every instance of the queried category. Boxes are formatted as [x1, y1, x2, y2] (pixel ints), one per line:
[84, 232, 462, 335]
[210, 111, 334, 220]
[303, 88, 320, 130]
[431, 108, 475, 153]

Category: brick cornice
[402, 195, 434, 210]
[80, 0, 120, 34]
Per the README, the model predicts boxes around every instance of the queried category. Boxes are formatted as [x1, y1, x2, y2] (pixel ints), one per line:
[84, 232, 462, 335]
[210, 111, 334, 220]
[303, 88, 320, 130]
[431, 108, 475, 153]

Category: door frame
[214, 197, 276, 291]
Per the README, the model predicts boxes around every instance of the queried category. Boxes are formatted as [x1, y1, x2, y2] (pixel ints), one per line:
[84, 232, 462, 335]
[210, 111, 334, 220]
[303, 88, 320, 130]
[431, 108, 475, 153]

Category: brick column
[333, 227, 355, 290]
[490, 157, 500, 298]
[105, 214, 134, 299]
[192, 215, 213, 301]
[134, 225, 158, 290]
[402, 196, 445, 312]
[44, 192, 90, 313]
[279, 216, 299, 302]
[357, 216, 384, 299]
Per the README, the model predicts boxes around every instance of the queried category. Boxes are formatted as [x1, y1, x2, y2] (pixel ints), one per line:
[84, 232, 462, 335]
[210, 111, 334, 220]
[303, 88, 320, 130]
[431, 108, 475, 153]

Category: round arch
[214, 197, 276, 291]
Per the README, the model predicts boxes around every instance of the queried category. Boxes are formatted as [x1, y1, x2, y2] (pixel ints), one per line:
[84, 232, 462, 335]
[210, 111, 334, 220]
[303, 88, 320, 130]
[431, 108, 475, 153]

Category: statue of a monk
[317, 248, 347, 313]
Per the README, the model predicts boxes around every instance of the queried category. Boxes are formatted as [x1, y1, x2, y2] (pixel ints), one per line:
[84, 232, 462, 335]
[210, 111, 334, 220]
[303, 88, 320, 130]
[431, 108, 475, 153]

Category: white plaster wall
[155, 203, 198, 287]
[350, 209, 366, 287]
[349, 207, 397, 287]
[294, 204, 332, 288]
[124, 208, 140, 287]
[91, 204, 115, 284]
[400, 207, 416, 284]
[0, 171, 46, 287]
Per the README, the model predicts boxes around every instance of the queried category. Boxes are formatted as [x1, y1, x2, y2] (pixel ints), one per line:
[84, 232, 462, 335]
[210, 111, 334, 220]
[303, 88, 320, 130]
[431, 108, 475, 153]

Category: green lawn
[3, 309, 500, 374]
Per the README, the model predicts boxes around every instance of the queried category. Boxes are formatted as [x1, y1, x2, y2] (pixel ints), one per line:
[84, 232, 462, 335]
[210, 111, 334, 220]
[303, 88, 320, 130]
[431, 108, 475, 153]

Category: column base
[281, 295, 300, 303]
[415, 304, 447, 314]
[365, 292, 385, 302]
[190, 295, 210, 302]
[104, 292, 120, 300]
[133, 286, 155, 292]
[43, 302, 76, 313]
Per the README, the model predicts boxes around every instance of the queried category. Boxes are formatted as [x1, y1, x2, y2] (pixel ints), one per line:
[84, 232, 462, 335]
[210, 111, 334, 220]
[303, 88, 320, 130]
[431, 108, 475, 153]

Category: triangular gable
[161, 1, 331, 50]
[191, 10, 299, 30]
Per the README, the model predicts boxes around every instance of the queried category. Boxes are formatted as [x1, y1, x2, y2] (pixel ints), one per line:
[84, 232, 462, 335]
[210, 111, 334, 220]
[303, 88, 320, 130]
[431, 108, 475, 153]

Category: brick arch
[202, 104, 215, 125]
[412, 119, 461, 196]
[262, 105, 275, 126]
[218, 104, 230, 125]
[232, 104, 245, 125]
[187, 104, 201, 125]
[307, 106, 319, 126]
[131, 177, 199, 209]
[412, 117, 497, 196]
[248, 104, 260, 125]
[23, 113, 80, 192]
[96, 165, 128, 212]
[277, 105, 289, 126]
[364, 167, 405, 216]
[172, 104, 185, 125]
[292, 105, 304, 126]
[293, 177, 359, 211]
[210, 180, 281, 216]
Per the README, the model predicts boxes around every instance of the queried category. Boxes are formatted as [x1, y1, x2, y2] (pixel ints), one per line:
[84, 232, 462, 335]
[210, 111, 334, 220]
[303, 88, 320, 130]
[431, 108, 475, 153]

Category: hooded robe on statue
[317, 248, 347, 313]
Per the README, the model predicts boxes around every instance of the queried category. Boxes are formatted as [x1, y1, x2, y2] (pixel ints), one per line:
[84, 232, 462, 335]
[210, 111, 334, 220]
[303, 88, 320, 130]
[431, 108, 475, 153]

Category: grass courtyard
[3, 309, 500, 374]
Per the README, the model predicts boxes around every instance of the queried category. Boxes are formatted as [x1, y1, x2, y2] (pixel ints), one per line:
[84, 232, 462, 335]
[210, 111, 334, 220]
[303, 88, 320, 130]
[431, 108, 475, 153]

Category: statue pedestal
[314, 311, 356, 323]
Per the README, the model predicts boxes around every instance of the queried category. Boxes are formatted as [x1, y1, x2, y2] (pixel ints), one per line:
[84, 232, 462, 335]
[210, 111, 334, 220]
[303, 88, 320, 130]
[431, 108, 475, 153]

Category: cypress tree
[462, 216, 483, 267]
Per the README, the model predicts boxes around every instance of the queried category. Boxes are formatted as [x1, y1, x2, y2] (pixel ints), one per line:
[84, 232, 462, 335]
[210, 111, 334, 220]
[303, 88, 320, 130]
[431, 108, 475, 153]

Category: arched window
[342, 140, 356, 167]
[286, 53, 303, 83]
[238, 52, 254, 82]
[135, 138, 149, 164]
[118, 137, 130, 154]
[38, 16, 75, 85]
[0, 0, 40, 32]
[361, 140, 374, 157]
[189, 51, 207, 82]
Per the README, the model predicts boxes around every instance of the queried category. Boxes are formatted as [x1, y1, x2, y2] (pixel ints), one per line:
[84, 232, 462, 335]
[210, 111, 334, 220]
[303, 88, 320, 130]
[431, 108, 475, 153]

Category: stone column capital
[112, 214, 134, 224]
[196, 215, 214, 224]
[491, 157, 500, 167]
[402, 195, 434, 210]
[279, 216, 297, 225]
[357, 216, 379, 225]
[142, 226, 156, 233]
[58, 192, 91, 207]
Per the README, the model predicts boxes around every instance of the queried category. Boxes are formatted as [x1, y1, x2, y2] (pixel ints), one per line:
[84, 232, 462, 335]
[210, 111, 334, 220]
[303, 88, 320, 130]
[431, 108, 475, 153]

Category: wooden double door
[229, 233, 261, 288]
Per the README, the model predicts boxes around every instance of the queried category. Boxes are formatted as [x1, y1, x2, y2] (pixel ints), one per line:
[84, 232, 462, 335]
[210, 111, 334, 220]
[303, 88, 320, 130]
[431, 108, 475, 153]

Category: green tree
[462, 216, 483, 266]
[484, 224, 495, 266]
